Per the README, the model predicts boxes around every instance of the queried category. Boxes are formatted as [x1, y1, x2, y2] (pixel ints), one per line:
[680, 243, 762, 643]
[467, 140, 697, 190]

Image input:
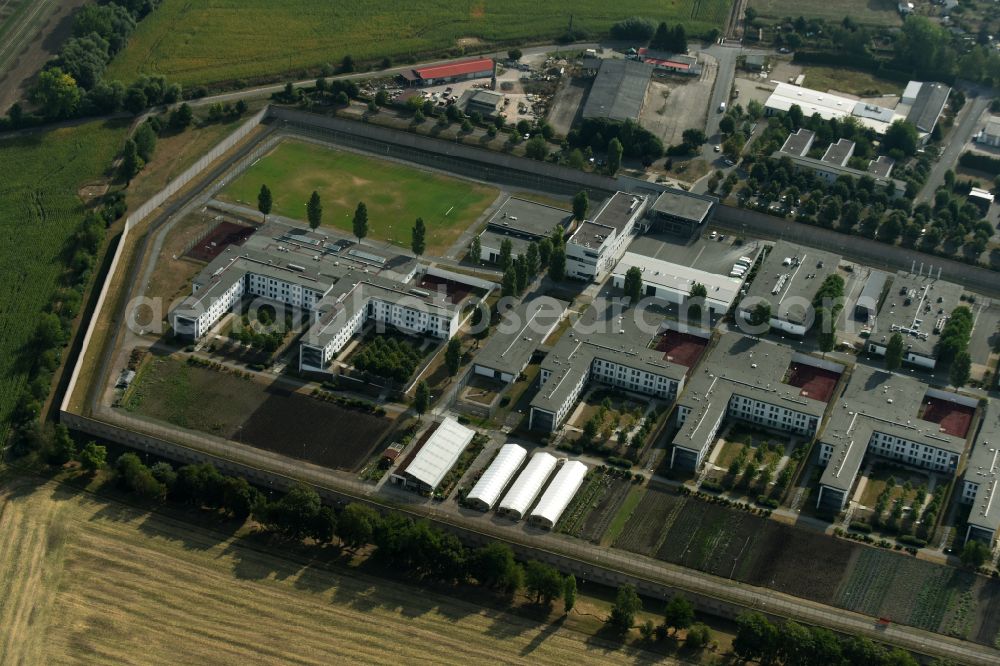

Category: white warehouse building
[611, 251, 743, 314]
[498, 451, 558, 520]
[529, 460, 588, 529]
[389, 418, 475, 492]
[464, 443, 528, 511]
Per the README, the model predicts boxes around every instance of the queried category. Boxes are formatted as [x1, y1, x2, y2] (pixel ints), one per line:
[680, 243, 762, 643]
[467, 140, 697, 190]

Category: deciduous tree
[445, 337, 462, 376]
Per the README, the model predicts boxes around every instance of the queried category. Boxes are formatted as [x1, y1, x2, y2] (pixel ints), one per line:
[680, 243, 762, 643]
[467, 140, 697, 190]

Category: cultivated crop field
[614, 491, 1000, 643]
[107, 0, 733, 87]
[220, 140, 498, 256]
[612, 486, 685, 555]
[0, 476, 659, 665]
[125, 355, 392, 471]
[748, 0, 902, 27]
[0, 120, 126, 448]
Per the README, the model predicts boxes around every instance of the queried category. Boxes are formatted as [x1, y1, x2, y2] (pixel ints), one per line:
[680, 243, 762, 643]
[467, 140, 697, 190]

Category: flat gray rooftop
[581, 58, 654, 122]
[821, 139, 855, 166]
[486, 197, 571, 239]
[673, 334, 832, 451]
[869, 272, 964, 359]
[475, 296, 567, 377]
[819, 365, 969, 493]
[649, 190, 713, 224]
[739, 240, 841, 326]
[780, 129, 815, 157]
[967, 401, 1000, 536]
[530, 300, 686, 415]
[867, 155, 895, 179]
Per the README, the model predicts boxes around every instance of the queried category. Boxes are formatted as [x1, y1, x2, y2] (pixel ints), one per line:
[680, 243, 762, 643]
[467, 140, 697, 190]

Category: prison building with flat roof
[821, 139, 855, 167]
[772, 151, 907, 198]
[528, 305, 688, 433]
[473, 296, 567, 383]
[478, 197, 572, 265]
[816, 366, 973, 513]
[962, 402, 1000, 547]
[736, 240, 841, 336]
[566, 192, 647, 282]
[865, 272, 964, 370]
[670, 333, 838, 471]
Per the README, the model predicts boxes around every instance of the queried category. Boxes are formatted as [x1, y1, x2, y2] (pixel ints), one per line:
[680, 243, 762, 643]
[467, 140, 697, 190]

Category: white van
[737, 256, 752, 267]
[718, 102, 726, 113]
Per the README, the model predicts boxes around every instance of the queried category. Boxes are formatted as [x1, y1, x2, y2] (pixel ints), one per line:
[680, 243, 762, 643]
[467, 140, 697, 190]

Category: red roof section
[416, 58, 494, 80]
[637, 48, 691, 70]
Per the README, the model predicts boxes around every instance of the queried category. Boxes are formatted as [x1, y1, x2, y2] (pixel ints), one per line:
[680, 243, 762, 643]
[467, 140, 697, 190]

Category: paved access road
[917, 92, 990, 203]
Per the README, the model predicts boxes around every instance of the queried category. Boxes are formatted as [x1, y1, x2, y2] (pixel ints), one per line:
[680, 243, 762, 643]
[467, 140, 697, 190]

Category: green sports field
[106, 0, 732, 87]
[220, 140, 498, 255]
[0, 119, 126, 446]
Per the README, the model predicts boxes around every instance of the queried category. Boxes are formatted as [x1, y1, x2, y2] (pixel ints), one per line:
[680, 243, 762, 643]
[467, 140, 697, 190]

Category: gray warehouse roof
[738, 240, 841, 326]
[485, 197, 572, 239]
[581, 58, 654, 122]
[855, 270, 888, 318]
[906, 82, 950, 133]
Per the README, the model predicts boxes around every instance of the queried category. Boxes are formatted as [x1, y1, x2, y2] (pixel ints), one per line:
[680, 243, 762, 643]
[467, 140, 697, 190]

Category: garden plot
[578, 477, 635, 544]
[612, 486, 685, 556]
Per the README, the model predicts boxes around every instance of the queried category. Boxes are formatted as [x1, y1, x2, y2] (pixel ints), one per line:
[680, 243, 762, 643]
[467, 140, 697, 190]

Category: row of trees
[8, 204, 119, 457]
[110, 452, 585, 607]
[733, 611, 919, 666]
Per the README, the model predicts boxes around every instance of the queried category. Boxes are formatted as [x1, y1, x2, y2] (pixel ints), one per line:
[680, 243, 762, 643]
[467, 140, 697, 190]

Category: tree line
[107, 451, 585, 607]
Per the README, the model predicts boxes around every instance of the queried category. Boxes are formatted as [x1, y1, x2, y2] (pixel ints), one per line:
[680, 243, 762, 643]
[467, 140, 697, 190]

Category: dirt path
[0, 476, 673, 665]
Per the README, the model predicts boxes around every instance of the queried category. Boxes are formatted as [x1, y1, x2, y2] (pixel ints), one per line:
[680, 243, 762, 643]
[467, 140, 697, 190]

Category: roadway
[917, 91, 990, 203]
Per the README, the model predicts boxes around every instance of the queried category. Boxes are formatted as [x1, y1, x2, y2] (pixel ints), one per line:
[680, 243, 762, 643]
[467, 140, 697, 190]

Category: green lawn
[749, 0, 901, 26]
[0, 119, 126, 447]
[106, 0, 732, 87]
[220, 140, 498, 255]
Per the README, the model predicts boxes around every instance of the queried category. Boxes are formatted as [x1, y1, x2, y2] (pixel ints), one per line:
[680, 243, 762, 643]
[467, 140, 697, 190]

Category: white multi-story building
[670, 333, 838, 470]
[566, 192, 647, 282]
[170, 220, 489, 373]
[528, 304, 689, 433]
[816, 367, 971, 513]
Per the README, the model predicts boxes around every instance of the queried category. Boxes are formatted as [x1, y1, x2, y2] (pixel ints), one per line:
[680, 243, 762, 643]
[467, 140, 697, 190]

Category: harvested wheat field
[0, 476, 675, 665]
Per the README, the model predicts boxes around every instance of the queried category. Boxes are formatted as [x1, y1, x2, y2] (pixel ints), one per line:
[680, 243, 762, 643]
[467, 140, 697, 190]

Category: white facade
[819, 431, 958, 473]
[529, 460, 588, 529]
[173, 277, 245, 339]
[610, 252, 740, 314]
[465, 443, 528, 511]
[566, 227, 617, 280]
[498, 451, 558, 519]
[590, 357, 680, 399]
